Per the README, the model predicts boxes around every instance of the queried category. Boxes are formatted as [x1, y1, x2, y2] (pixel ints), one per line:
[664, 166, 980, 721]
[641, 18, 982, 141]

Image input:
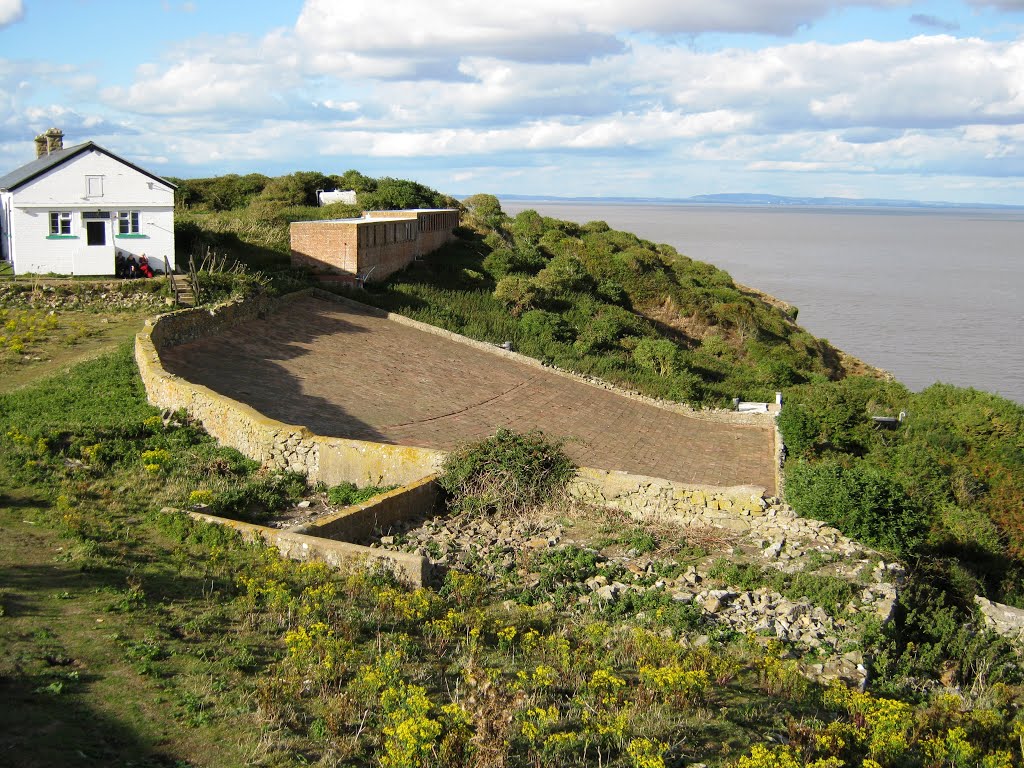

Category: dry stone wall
[0, 280, 168, 311]
[570, 468, 831, 543]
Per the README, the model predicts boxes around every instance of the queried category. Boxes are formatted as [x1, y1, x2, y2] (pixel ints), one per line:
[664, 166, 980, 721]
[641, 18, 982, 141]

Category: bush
[633, 338, 679, 377]
[519, 310, 574, 345]
[462, 194, 506, 230]
[872, 561, 1024, 690]
[493, 276, 543, 317]
[573, 305, 644, 355]
[534, 254, 593, 295]
[784, 458, 927, 556]
[482, 241, 546, 280]
[437, 429, 576, 515]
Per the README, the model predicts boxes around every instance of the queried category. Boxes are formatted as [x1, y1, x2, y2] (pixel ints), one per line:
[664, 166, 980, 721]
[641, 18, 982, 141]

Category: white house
[0, 129, 176, 276]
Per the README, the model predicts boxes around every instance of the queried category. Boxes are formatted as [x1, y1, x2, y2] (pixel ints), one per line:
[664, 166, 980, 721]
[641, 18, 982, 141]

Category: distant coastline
[493, 192, 1024, 211]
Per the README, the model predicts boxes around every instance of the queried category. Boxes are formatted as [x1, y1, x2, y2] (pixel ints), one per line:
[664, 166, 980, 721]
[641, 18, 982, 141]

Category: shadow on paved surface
[160, 304, 392, 443]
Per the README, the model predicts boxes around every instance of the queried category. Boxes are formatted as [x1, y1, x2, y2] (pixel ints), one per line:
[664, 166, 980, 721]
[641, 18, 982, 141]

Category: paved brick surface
[160, 296, 776, 489]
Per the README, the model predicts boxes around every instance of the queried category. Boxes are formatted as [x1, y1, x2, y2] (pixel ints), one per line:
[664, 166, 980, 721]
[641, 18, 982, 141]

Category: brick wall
[290, 220, 359, 274]
[290, 209, 459, 281]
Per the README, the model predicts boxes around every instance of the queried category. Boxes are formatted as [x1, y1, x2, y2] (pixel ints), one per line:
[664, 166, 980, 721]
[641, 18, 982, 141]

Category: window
[86, 175, 103, 197]
[117, 211, 140, 235]
[49, 211, 72, 236]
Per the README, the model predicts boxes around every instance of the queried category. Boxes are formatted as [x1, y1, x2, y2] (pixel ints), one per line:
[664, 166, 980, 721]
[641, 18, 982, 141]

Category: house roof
[0, 141, 177, 192]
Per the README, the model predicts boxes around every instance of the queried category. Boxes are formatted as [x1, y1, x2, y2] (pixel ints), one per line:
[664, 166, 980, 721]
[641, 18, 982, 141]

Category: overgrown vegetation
[778, 375, 1024, 692]
[438, 428, 576, 515]
[3, 348, 1023, 767]
[326, 481, 397, 507]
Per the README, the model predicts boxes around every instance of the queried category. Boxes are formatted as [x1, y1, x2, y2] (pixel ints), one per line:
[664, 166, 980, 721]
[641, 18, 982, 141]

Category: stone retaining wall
[571, 467, 779, 533]
[290, 475, 440, 542]
[188, 511, 431, 586]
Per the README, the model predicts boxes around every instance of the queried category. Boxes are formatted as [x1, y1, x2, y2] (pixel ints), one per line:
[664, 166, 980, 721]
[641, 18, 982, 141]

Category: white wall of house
[4, 148, 175, 275]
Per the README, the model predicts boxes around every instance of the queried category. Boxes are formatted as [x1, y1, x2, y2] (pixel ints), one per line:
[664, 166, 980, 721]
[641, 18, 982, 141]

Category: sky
[2, 0, 1024, 204]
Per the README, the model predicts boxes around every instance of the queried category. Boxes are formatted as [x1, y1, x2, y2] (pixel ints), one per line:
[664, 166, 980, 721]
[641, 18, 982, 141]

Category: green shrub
[784, 458, 926, 556]
[493, 275, 543, 317]
[482, 243, 546, 279]
[573, 305, 645, 355]
[327, 481, 397, 507]
[872, 562, 1024, 691]
[438, 429, 576, 515]
[633, 338, 679, 377]
[534, 254, 593, 295]
[519, 310, 574, 344]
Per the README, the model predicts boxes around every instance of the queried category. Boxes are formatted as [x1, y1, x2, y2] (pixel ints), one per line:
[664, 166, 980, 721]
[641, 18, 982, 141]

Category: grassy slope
[0, 349, 264, 767]
[0, 310, 150, 390]
[1, 338, 1022, 767]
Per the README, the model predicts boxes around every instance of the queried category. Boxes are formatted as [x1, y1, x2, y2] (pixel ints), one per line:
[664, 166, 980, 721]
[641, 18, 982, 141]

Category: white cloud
[629, 35, 1024, 132]
[0, 0, 23, 29]
[315, 108, 753, 158]
[101, 34, 305, 116]
[3, 0, 1016, 202]
[295, 0, 913, 68]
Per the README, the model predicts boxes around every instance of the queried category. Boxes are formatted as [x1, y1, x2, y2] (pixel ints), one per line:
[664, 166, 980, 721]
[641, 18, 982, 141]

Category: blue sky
[3, 0, 1024, 204]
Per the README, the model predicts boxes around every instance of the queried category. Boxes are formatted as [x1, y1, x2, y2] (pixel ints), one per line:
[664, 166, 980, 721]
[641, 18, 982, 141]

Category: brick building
[290, 208, 459, 282]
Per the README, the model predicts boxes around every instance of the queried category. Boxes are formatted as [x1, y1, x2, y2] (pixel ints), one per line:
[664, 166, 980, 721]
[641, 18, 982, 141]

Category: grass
[1, 310, 1023, 765]
[0, 260, 12, 279]
[0, 309, 150, 390]
[326, 481, 398, 507]
[0, 493, 256, 767]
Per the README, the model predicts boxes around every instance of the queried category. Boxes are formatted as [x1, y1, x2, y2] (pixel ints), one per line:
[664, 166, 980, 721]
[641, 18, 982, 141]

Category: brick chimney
[34, 127, 64, 158]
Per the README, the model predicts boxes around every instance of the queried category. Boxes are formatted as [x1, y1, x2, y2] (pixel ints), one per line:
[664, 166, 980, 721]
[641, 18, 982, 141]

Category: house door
[75, 215, 114, 275]
[86, 220, 106, 246]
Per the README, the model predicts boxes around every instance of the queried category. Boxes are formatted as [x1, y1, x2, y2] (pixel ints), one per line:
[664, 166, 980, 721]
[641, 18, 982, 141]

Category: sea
[501, 200, 1024, 405]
